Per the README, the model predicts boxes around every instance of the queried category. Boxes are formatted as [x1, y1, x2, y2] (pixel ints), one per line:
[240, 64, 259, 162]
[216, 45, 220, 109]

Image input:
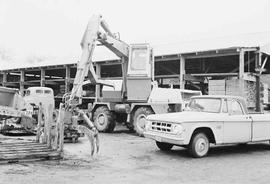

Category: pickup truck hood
[147, 111, 223, 123]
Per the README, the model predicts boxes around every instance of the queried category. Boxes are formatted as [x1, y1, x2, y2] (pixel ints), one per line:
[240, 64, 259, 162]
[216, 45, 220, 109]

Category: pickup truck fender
[184, 122, 223, 145]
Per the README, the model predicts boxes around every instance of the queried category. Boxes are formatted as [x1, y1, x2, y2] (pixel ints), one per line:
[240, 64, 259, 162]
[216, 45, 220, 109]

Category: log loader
[71, 14, 201, 136]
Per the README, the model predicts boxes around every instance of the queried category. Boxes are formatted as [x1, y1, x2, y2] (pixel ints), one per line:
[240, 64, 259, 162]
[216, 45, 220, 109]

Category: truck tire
[93, 106, 115, 133]
[133, 107, 154, 136]
[156, 141, 173, 151]
[188, 132, 210, 158]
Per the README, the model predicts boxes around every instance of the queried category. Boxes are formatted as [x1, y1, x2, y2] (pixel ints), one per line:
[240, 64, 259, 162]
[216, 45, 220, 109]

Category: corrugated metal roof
[153, 31, 270, 56]
[1, 31, 270, 71]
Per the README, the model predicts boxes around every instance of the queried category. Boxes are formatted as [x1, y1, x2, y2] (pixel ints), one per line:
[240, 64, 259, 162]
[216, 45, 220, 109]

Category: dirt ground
[1, 125, 270, 184]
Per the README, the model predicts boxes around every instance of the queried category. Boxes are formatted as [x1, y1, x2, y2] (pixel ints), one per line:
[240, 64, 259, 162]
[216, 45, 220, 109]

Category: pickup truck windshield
[187, 98, 221, 113]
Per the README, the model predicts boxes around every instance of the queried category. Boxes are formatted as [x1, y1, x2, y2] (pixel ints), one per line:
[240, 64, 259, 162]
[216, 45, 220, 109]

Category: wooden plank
[0, 148, 53, 154]
[0, 145, 48, 150]
[209, 80, 225, 86]
[43, 104, 52, 148]
[0, 151, 60, 159]
[36, 103, 42, 143]
[57, 103, 65, 152]
[191, 73, 238, 77]
[0, 153, 61, 164]
[0, 145, 48, 151]
[0, 158, 47, 164]
[209, 85, 225, 91]
[209, 91, 225, 95]
[0, 142, 43, 147]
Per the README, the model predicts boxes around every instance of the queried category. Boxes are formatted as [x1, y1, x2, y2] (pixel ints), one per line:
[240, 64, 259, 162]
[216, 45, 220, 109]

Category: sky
[0, 0, 270, 68]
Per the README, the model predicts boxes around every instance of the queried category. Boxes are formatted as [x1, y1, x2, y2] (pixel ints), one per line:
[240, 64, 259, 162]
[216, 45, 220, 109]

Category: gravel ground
[1, 125, 270, 184]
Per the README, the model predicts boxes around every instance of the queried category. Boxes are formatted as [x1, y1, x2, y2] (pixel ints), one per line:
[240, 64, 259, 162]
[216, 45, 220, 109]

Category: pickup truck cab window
[228, 100, 243, 115]
[188, 98, 221, 113]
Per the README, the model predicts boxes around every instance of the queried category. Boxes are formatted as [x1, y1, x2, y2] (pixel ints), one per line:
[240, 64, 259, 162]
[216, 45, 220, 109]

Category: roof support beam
[179, 56, 185, 89]
[20, 70, 25, 93]
[65, 66, 71, 93]
[40, 69, 45, 87]
[255, 52, 262, 112]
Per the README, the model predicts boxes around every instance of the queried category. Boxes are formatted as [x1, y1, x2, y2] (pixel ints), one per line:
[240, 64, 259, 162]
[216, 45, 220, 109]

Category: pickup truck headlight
[171, 124, 183, 135]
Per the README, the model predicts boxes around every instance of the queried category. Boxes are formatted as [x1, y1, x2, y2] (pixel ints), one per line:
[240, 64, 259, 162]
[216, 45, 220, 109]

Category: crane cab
[126, 44, 154, 102]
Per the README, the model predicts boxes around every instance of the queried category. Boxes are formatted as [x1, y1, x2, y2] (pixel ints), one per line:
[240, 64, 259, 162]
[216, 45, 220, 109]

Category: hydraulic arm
[63, 14, 130, 155]
[69, 14, 129, 106]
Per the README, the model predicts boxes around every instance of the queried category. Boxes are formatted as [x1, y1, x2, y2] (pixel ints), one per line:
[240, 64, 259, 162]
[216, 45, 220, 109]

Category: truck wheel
[188, 132, 210, 158]
[156, 141, 173, 151]
[133, 107, 154, 136]
[93, 106, 115, 133]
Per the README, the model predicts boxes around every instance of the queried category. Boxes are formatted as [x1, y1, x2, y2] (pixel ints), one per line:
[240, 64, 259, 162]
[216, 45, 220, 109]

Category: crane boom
[69, 14, 129, 105]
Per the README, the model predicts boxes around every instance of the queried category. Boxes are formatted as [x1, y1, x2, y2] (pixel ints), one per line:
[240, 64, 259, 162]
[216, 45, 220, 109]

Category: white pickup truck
[144, 95, 270, 158]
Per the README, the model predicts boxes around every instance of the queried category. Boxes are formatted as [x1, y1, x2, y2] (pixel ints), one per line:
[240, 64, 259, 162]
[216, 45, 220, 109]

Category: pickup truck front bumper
[144, 131, 185, 145]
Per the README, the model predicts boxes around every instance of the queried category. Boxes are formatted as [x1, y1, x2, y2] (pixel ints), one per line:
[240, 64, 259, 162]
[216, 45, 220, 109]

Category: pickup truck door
[251, 114, 270, 141]
[223, 99, 252, 143]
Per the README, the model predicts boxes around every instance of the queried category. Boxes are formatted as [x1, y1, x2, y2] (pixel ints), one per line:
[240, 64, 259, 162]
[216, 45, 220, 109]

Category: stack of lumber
[209, 79, 257, 108]
[0, 141, 61, 164]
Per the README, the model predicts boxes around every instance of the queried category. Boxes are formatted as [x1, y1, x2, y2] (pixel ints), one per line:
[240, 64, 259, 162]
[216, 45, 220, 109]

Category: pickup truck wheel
[188, 132, 209, 158]
[156, 141, 173, 151]
[133, 107, 154, 136]
[93, 106, 115, 133]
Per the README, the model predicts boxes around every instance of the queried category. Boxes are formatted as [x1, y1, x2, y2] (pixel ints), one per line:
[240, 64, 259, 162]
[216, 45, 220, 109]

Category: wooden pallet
[0, 141, 62, 164]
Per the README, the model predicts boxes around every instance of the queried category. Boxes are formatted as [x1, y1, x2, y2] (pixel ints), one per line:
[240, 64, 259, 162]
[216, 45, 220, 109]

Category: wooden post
[44, 104, 53, 147]
[239, 49, 245, 97]
[239, 49, 245, 79]
[180, 56, 185, 89]
[2, 72, 7, 87]
[65, 66, 71, 93]
[40, 68, 45, 87]
[255, 52, 262, 112]
[20, 70, 25, 94]
[57, 103, 65, 152]
[36, 103, 43, 143]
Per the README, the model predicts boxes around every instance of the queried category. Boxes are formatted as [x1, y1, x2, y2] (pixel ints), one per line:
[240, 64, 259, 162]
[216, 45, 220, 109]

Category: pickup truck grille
[151, 121, 172, 133]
